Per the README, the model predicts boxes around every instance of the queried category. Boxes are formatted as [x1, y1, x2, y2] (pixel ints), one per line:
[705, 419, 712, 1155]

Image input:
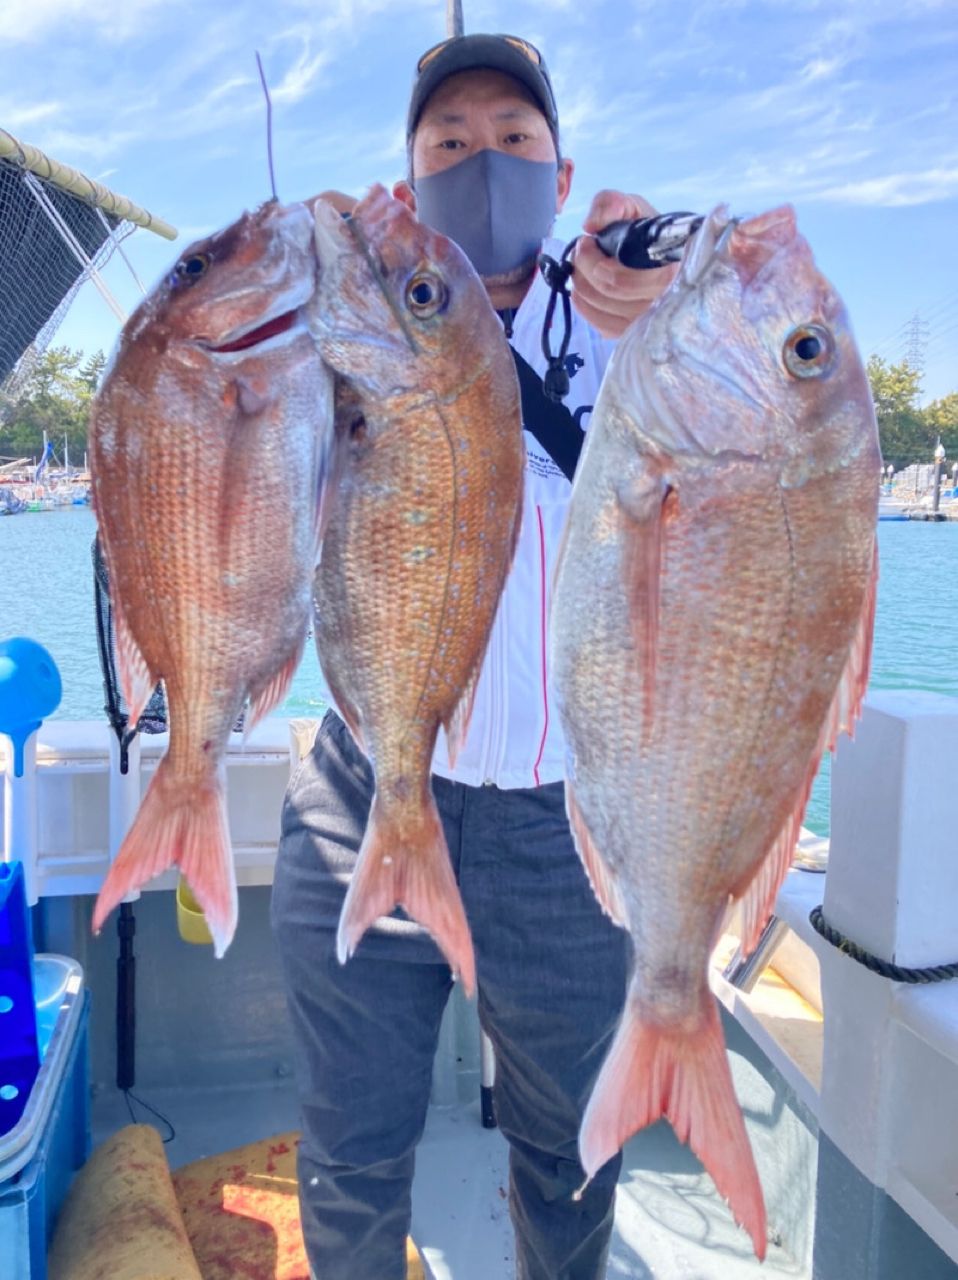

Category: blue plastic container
[0, 637, 62, 778]
[0, 957, 89, 1280]
[0, 862, 40, 1139]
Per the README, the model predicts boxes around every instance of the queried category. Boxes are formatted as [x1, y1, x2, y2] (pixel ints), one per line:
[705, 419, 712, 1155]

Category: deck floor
[92, 1083, 806, 1278]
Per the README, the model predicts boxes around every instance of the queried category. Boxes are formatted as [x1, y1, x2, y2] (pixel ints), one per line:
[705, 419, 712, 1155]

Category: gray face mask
[413, 149, 558, 278]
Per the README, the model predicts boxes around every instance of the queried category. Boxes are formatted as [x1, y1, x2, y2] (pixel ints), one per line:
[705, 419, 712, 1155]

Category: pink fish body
[308, 187, 524, 993]
[90, 200, 333, 955]
[551, 206, 880, 1256]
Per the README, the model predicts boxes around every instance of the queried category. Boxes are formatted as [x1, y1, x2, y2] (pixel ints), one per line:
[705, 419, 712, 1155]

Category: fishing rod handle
[594, 212, 704, 269]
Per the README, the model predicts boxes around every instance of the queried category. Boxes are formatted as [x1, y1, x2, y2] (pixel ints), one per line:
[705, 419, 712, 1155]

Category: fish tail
[580, 992, 767, 1260]
[92, 758, 237, 958]
[336, 793, 476, 997]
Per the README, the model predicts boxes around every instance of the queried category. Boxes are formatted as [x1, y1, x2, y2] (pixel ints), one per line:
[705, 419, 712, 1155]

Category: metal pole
[108, 730, 141, 1091]
[2, 730, 39, 905]
[723, 916, 790, 993]
[480, 1029, 496, 1128]
[932, 439, 945, 514]
[447, 0, 464, 37]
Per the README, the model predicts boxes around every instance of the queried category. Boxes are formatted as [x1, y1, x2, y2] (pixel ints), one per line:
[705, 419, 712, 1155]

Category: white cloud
[27, 127, 144, 163]
[799, 55, 849, 81]
[817, 167, 958, 206]
[0, 101, 61, 130]
[270, 45, 332, 105]
[0, 0, 172, 43]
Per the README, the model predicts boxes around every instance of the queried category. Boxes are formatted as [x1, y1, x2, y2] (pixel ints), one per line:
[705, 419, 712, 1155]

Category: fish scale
[89, 199, 333, 956]
[308, 187, 524, 993]
[552, 203, 880, 1257]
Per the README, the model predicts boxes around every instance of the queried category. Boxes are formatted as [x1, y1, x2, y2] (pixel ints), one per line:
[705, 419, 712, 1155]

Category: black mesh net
[0, 155, 125, 388]
[92, 536, 169, 736]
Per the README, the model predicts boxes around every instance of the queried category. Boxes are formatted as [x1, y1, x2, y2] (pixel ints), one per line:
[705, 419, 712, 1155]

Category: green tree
[866, 355, 935, 469]
[0, 345, 105, 461]
[923, 392, 958, 460]
[78, 350, 107, 393]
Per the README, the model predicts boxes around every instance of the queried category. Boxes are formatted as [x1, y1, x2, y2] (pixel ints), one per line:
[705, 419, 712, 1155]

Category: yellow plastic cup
[176, 876, 214, 946]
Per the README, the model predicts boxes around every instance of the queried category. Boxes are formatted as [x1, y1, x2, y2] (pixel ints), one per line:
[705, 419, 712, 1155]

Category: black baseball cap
[407, 33, 559, 140]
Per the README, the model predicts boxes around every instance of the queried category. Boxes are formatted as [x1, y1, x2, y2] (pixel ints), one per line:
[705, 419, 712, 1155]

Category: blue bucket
[0, 862, 40, 1139]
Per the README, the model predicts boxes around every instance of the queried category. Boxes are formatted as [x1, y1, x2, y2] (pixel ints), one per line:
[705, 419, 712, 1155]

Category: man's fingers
[574, 237, 678, 304]
[570, 292, 630, 339]
[571, 269, 652, 321]
[582, 189, 657, 234]
[314, 190, 358, 216]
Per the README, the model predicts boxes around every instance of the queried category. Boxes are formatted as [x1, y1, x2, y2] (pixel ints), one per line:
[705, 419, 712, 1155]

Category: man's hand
[571, 191, 679, 338]
[312, 190, 358, 216]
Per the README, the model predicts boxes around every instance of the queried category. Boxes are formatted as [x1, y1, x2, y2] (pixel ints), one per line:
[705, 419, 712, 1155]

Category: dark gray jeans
[270, 710, 630, 1280]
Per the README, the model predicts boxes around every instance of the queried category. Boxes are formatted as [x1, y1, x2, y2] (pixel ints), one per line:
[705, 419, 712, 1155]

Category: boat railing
[2, 691, 957, 1272]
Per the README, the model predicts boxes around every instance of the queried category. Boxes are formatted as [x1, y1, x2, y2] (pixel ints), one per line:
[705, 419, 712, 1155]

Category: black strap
[92, 534, 169, 751]
[509, 346, 584, 483]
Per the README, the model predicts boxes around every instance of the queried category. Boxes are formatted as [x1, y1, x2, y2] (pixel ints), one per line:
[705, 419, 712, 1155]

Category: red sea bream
[90, 200, 333, 956]
[309, 187, 524, 994]
[551, 205, 880, 1256]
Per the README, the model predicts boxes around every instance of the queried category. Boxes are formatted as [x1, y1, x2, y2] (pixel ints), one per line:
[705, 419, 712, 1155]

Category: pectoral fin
[112, 594, 158, 730]
[616, 467, 674, 735]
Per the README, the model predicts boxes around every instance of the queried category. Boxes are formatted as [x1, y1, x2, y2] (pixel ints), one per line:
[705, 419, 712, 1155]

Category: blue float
[0, 639, 62, 778]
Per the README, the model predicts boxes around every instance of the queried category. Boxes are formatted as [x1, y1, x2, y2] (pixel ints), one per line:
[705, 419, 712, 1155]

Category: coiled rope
[809, 905, 958, 984]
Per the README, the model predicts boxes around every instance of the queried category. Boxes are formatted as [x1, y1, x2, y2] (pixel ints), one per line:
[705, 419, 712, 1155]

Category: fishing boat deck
[11, 698, 958, 1279]
[80, 877, 824, 1279]
[90, 1078, 805, 1279]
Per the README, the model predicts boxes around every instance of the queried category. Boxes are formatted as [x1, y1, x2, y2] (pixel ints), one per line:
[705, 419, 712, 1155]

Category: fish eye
[405, 271, 447, 319]
[173, 252, 211, 284]
[783, 324, 835, 379]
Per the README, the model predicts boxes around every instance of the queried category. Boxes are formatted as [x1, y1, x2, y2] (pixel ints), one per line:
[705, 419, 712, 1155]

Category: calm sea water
[1, 507, 956, 834]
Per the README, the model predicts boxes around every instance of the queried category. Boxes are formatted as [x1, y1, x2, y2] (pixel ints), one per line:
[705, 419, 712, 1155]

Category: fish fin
[443, 664, 480, 769]
[234, 376, 270, 417]
[580, 994, 767, 1260]
[112, 597, 157, 730]
[336, 793, 476, 997]
[92, 758, 237, 958]
[216, 395, 270, 558]
[314, 375, 346, 552]
[246, 640, 305, 733]
[736, 541, 878, 955]
[737, 807, 804, 956]
[565, 781, 628, 927]
[617, 472, 672, 736]
[820, 539, 878, 752]
[320, 667, 365, 755]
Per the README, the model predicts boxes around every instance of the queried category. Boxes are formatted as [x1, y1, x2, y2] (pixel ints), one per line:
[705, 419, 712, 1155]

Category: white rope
[95, 206, 147, 296]
[23, 171, 128, 322]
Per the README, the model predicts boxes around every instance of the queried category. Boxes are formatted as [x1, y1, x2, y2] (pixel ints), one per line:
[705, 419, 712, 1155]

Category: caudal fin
[92, 757, 237, 958]
[336, 793, 476, 996]
[580, 994, 767, 1259]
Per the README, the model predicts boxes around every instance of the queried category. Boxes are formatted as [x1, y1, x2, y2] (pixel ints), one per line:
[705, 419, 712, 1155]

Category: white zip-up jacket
[428, 237, 617, 790]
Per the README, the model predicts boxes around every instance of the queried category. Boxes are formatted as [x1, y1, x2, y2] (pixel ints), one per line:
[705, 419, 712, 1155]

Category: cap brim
[408, 35, 558, 137]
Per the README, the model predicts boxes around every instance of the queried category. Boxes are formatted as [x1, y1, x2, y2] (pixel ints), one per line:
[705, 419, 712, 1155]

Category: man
[271, 33, 676, 1280]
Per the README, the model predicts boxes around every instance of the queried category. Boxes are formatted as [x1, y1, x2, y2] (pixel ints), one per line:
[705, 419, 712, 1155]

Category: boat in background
[0, 486, 26, 515]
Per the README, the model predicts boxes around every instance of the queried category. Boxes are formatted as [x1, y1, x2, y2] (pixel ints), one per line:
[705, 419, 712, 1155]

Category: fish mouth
[311, 189, 421, 356]
[207, 307, 301, 353]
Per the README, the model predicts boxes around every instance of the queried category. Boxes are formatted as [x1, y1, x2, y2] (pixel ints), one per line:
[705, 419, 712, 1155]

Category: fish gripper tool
[593, 211, 705, 269]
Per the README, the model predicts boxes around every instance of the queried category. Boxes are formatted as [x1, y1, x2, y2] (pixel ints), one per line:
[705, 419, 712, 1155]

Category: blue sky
[2, 0, 956, 404]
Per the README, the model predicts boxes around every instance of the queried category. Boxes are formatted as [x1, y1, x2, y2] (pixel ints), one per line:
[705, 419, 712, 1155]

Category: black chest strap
[498, 308, 584, 484]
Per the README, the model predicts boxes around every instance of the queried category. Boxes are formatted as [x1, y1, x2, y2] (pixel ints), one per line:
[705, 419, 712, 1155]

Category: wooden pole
[0, 128, 177, 240]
